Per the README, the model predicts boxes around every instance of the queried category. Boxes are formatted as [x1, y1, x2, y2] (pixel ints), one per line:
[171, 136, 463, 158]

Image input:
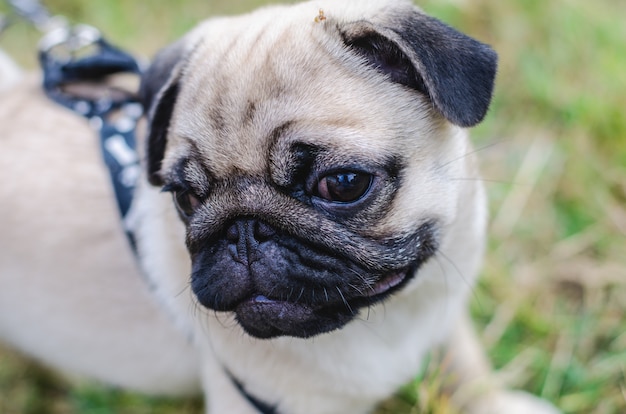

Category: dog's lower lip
[367, 271, 409, 297]
[232, 267, 415, 338]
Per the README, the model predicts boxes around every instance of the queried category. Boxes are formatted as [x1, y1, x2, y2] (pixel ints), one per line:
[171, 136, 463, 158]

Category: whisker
[295, 287, 305, 304]
[336, 286, 354, 315]
[436, 249, 481, 309]
[439, 140, 508, 169]
[345, 267, 375, 292]
[175, 280, 192, 298]
[449, 177, 517, 185]
[347, 282, 366, 296]
[266, 284, 279, 300]
[432, 255, 452, 317]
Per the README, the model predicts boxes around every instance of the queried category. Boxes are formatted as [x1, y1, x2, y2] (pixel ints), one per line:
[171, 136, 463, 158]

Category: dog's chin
[234, 298, 349, 339]
[233, 268, 414, 339]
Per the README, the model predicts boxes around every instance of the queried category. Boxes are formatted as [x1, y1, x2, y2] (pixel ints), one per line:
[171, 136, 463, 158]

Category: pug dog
[0, 0, 560, 413]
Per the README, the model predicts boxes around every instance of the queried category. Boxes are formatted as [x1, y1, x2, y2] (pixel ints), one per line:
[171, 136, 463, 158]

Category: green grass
[1, 0, 625, 413]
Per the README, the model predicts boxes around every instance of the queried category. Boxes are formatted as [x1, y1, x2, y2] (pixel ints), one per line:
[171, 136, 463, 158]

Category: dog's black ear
[139, 40, 187, 186]
[341, 7, 498, 127]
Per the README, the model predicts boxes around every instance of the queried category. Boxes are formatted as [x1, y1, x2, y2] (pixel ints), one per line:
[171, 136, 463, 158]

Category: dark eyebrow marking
[267, 121, 294, 147]
[165, 157, 212, 198]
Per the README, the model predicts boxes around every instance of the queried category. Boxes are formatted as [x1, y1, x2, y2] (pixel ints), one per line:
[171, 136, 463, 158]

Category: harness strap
[224, 368, 279, 414]
[38, 26, 142, 246]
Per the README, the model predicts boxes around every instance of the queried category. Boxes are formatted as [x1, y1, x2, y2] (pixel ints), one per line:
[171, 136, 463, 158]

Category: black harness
[6, 1, 280, 411]
[38, 26, 142, 248]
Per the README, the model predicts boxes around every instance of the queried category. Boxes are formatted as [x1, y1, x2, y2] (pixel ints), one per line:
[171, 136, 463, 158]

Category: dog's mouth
[233, 268, 413, 339]
[366, 269, 409, 297]
[190, 220, 438, 339]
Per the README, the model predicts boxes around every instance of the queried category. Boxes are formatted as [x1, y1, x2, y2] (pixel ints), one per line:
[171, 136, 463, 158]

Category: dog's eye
[172, 190, 201, 217]
[316, 171, 372, 203]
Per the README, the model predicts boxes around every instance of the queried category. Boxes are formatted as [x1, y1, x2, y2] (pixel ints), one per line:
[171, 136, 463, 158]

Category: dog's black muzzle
[189, 217, 438, 339]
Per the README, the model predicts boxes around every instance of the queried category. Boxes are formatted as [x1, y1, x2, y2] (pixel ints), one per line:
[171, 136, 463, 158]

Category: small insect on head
[314, 8, 326, 23]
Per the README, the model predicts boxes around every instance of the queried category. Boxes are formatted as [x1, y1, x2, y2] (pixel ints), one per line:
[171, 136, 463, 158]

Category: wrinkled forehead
[178, 5, 367, 121]
[165, 3, 435, 176]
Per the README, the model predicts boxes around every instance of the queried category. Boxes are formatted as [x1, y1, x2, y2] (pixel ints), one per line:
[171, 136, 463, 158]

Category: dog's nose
[226, 219, 276, 262]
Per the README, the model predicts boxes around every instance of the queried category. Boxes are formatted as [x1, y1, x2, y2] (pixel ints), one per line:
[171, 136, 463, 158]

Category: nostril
[226, 219, 275, 247]
[254, 220, 276, 241]
[226, 223, 240, 243]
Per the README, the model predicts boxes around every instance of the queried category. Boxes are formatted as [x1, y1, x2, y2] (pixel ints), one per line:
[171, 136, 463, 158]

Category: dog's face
[139, 0, 496, 339]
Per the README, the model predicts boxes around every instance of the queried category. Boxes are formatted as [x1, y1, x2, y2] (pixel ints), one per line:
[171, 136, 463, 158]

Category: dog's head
[139, 0, 497, 339]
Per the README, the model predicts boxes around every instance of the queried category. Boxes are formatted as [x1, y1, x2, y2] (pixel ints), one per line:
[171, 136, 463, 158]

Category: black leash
[6, 0, 143, 245]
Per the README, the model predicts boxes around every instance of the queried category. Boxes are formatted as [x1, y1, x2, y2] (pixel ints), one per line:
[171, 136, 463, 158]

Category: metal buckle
[38, 24, 102, 64]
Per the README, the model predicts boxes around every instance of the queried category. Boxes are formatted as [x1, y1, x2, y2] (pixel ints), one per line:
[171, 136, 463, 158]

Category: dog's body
[0, 1, 559, 413]
[0, 75, 202, 395]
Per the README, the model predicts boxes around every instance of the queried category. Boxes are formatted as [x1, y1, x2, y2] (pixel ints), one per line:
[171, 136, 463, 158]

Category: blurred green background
[1, 0, 624, 413]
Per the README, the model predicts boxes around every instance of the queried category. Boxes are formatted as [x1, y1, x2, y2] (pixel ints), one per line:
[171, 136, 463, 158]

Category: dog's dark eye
[162, 184, 202, 218]
[316, 171, 372, 203]
[172, 190, 201, 217]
